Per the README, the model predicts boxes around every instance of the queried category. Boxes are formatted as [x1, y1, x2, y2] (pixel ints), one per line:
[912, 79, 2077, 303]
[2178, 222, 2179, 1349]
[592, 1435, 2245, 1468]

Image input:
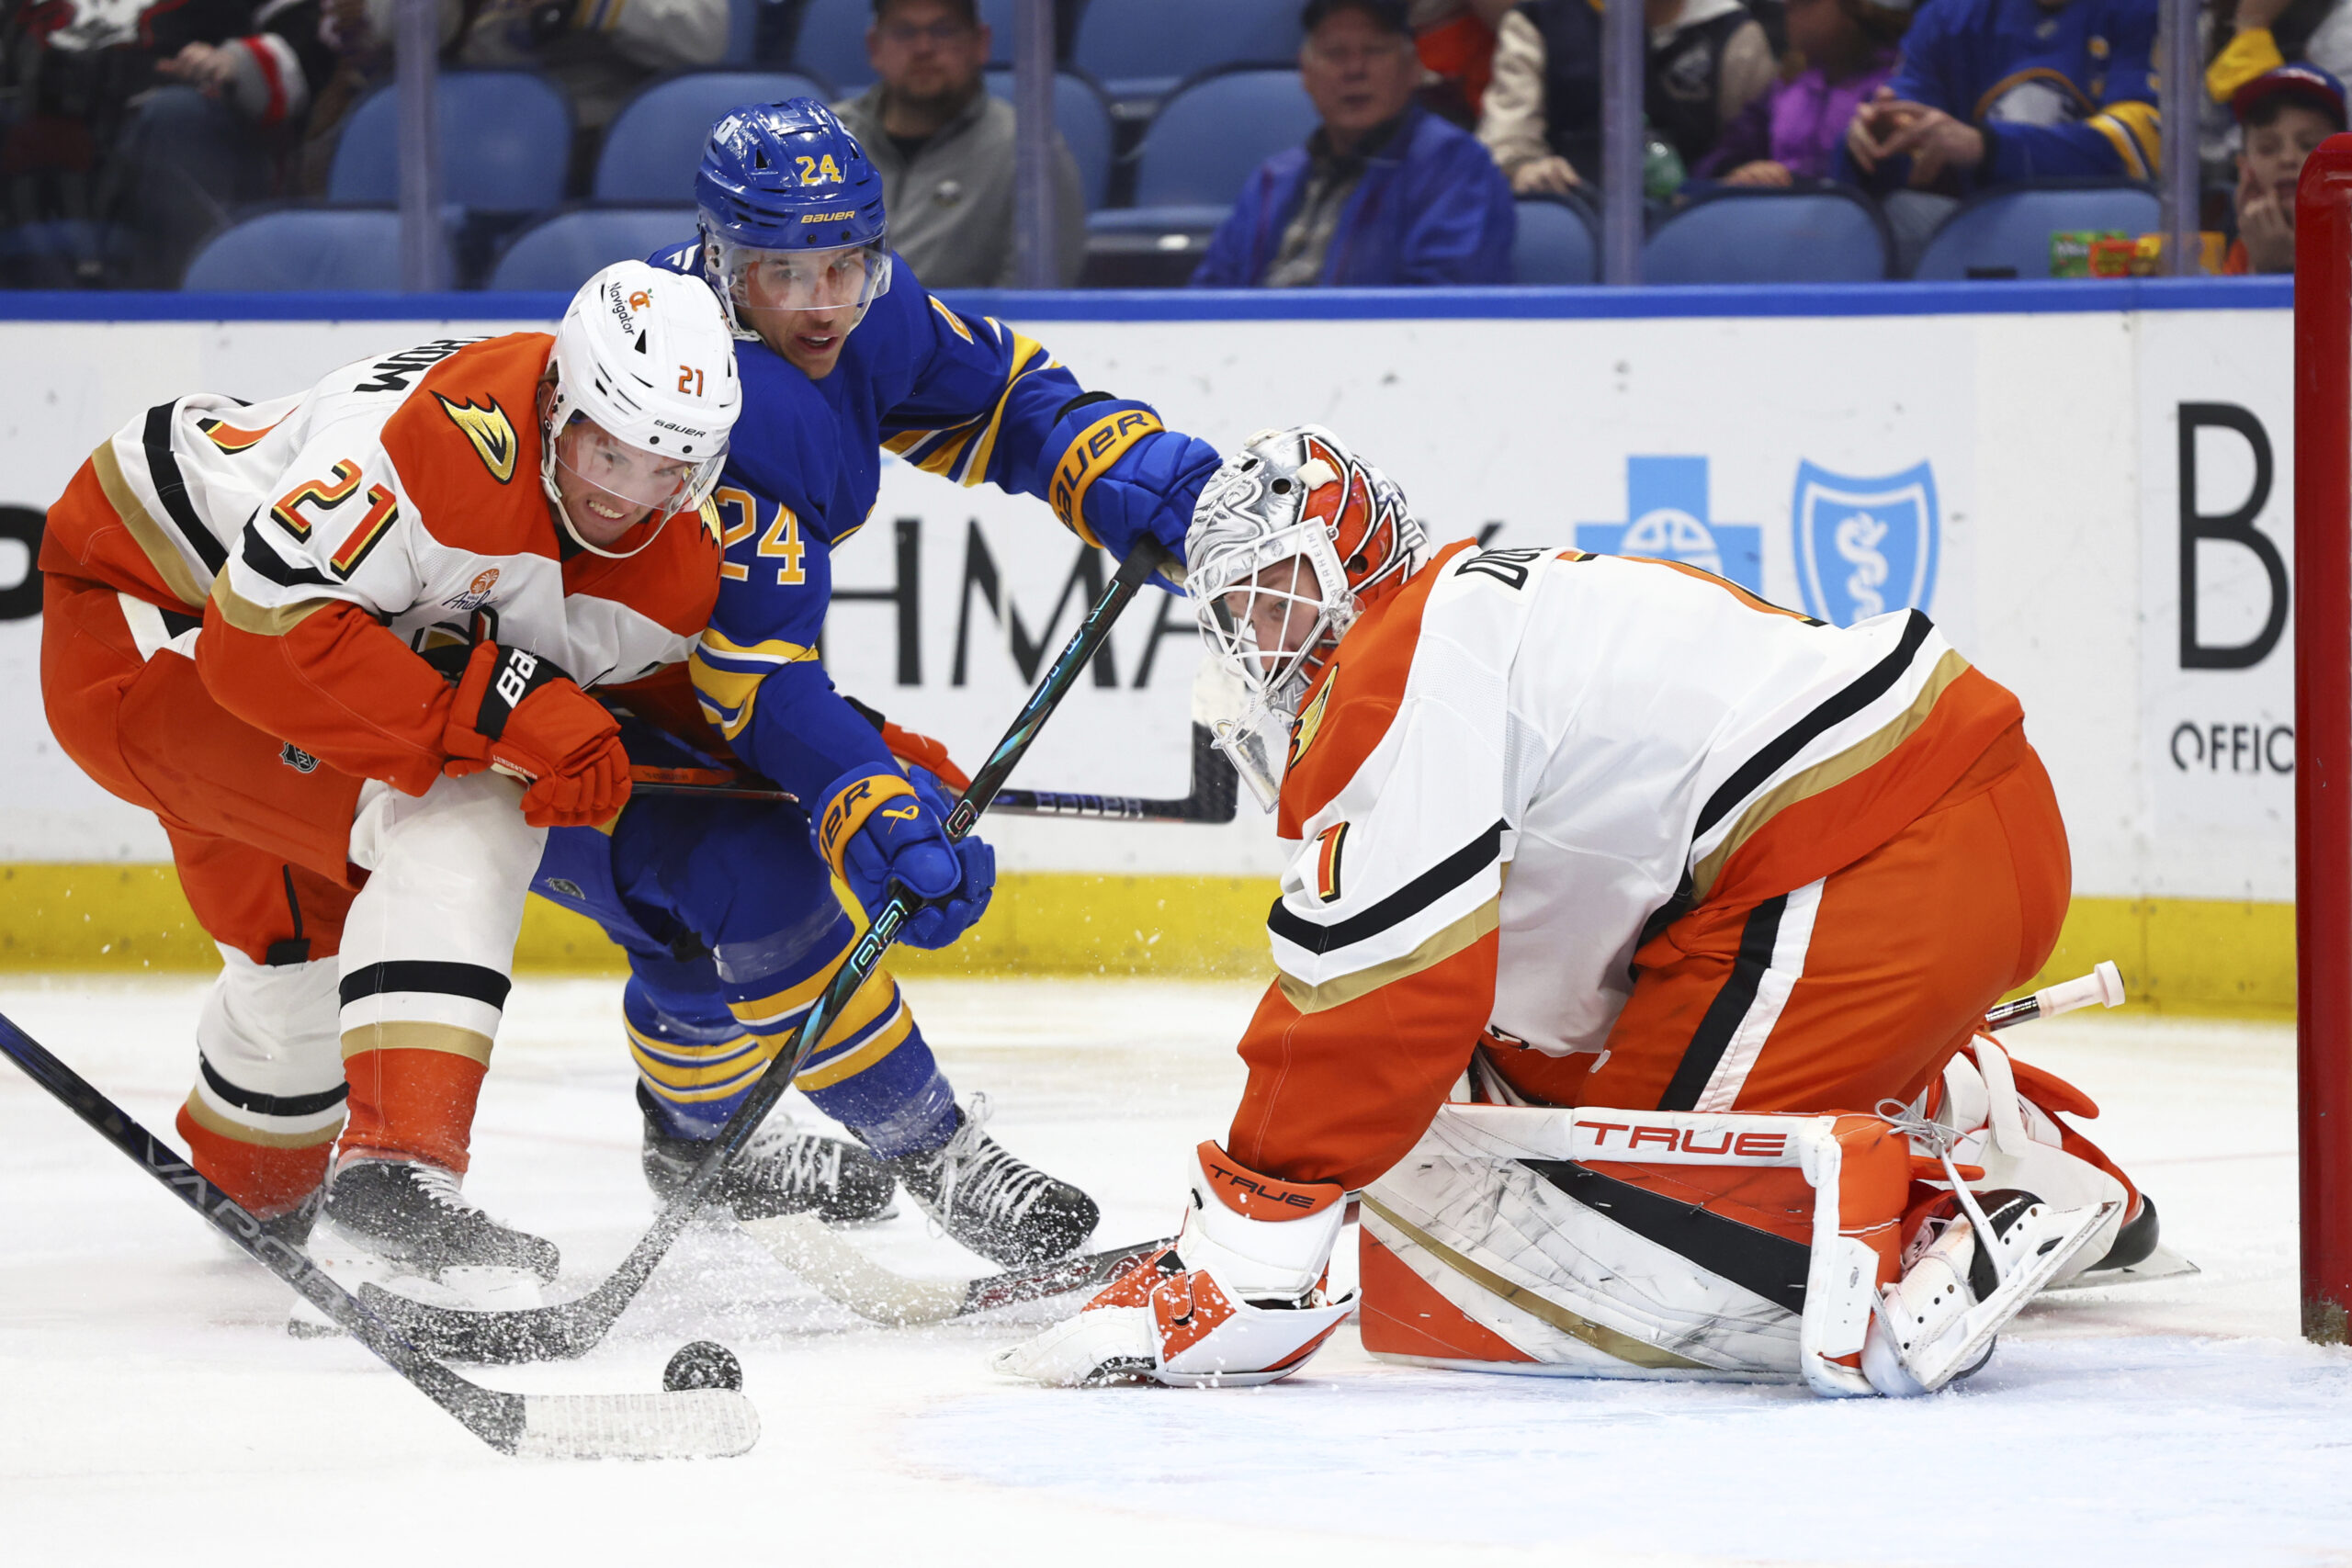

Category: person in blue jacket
[529, 97, 1222, 1268]
[1193, 0, 1518, 288]
[1841, 0, 2162, 191]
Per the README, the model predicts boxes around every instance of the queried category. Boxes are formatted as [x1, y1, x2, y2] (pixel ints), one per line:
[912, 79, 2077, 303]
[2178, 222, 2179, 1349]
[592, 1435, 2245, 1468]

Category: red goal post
[2294, 136, 2352, 1345]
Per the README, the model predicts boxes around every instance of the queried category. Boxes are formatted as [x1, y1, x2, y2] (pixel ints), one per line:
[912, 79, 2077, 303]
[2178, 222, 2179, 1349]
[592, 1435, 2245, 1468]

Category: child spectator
[1696, 0, 1907, 185]
[2224, 62, 2345, 272]
[2208, 0, 2352, 111]
[1478, 0, 1776, 195]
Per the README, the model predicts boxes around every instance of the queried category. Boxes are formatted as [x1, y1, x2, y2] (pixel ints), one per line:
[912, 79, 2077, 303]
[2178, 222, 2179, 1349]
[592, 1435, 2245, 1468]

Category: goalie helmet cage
[2295, 135, 2352, 1345]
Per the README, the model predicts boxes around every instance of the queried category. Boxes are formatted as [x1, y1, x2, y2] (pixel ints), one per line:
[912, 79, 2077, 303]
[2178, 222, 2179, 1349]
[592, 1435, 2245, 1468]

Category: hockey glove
[1044, 398, 1219, 583]
[813, 762, 994, 950]
[994, 1142, 1352, 1388]
[441, 641, 630, 829]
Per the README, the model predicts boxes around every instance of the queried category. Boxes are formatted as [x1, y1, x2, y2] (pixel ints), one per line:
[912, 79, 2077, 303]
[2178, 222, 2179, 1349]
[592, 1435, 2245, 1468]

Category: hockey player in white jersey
[39, 263, 742, 1291]
[1001, 425, 2155, 1395]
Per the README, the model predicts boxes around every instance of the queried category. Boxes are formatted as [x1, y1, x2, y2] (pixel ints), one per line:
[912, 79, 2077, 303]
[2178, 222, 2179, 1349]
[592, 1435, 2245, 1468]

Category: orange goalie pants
[42, 569, 484, 1198]
[1495, 722, 2073, 1117]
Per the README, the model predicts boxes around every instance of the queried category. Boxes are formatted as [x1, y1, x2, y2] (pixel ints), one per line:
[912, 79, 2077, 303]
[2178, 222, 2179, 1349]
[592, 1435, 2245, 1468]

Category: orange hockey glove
[441, 641, 630, 829]
[881, 720, 972, 795]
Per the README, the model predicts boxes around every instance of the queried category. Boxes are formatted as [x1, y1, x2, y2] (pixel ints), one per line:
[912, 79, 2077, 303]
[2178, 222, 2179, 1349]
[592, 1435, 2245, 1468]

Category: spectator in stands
[1, 0, 335, 287]
[1839, 0, 2158, 270]
[456, 0, 727, 157]
[832, 0, 1085, 287]
[1412, 0, 1515, 126]
[1695, 0, 1907, 185]
[1193, 0, 1514, 287]
[1477, 0, 1775, 195]
[2223, 62, 2345, 272]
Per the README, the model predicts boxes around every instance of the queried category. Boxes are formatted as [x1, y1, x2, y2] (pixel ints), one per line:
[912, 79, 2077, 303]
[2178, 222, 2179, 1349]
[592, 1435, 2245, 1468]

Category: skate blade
[2044, 1241, 2201, 1292]
[1901, 1199, 2119, 1391]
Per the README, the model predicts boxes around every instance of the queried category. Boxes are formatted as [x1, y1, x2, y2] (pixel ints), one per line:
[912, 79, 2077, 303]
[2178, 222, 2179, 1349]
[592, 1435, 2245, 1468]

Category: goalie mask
[541, 261, 740, 558]
[1187, 425, 1424, 812]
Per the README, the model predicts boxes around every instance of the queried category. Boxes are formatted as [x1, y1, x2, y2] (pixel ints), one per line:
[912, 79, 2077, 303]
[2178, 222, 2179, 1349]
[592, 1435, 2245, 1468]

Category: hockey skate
[1861, 1187, 2117, 1395]
[886, 1096, 1099, 1268]
[313, 1157, 560, 1306]
[638, 1085, 898, 1226]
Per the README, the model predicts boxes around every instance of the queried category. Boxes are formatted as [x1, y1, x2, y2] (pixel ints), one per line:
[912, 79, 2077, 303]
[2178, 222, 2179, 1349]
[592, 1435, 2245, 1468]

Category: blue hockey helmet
[695, 98, 892, 339]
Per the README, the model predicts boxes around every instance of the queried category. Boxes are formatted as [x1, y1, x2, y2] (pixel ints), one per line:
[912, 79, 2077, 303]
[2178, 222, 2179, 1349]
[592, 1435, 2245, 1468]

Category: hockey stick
[628, 718, 1239, 825]
[0, 1011, 757, 1459]
[741, 1214, 1168, 1326]
[1983, 960, 2126, 1031]
[361, 538, 1171, 1363]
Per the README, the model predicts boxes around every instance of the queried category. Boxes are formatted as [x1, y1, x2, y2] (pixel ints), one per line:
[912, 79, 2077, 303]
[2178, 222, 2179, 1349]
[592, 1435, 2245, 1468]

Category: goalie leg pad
[995, 1142, 1352, 1388]
[1357, 1105, 1916, 1395]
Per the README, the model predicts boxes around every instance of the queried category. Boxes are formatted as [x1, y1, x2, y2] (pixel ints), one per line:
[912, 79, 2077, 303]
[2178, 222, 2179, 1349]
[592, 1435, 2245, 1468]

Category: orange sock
[175, 1100, 334, 1218]
[339, 1048, 488, 1174]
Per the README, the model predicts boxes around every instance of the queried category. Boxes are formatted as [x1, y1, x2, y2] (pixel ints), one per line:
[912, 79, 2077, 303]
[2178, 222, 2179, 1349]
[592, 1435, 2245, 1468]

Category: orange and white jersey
[45, 333, 720, 795]
[1264, 540, 2025, 1063]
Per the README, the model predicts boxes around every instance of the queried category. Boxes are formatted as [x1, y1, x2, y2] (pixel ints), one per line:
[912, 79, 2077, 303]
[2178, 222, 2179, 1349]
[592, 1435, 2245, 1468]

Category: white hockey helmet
[1187, 424, 1424, 811]
[542, 261, 741, 558]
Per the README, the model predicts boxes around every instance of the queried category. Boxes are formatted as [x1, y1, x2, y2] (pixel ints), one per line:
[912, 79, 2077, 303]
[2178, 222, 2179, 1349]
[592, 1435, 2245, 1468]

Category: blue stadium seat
[981, 69, 1114, 210]
[1073, 0, 1303, 107]
[487, 208, 698, 291]
[1910, 182, 2162, 280]
[596, 72, 827, 202]
[1510, 196, 1596, 284]
[794, 0, 1023, 93]
[1642, 188, 1890, 284]
[181, 209, 429, 290]
[327, 72, 571, 213]
[725, 0, 758, 63]
[1127, 69, 1317, 209]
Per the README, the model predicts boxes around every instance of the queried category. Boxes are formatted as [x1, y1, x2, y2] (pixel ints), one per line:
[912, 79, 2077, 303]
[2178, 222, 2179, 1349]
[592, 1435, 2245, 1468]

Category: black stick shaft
[0, 1011, 526, 1450]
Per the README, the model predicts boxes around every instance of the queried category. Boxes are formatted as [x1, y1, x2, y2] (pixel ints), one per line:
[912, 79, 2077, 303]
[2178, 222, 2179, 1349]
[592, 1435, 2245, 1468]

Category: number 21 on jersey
[711, 486, 807, 586]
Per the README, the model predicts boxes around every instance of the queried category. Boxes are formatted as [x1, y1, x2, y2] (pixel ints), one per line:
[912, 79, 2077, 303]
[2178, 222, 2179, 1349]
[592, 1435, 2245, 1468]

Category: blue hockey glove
[1043, 398, 1220, 584]
[812, 763, 994, 950]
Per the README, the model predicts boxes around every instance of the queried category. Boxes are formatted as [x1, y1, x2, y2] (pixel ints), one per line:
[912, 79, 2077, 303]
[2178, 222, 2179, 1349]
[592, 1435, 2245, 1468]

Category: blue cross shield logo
[1791, 460, 1939, 626]
[1577, 456, 1763, 593]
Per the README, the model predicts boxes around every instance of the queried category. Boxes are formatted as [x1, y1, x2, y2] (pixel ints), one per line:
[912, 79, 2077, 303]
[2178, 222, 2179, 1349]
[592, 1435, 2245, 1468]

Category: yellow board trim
[0, 863, 2301, 1016]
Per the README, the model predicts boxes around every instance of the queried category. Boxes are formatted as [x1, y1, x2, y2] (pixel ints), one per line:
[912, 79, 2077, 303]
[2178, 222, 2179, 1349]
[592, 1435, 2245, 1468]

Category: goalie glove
[994, 1142, 1354, 1388]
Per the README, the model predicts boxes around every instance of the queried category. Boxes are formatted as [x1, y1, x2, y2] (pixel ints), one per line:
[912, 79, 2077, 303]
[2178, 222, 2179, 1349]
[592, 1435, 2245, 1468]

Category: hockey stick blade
[741, 1214, 1169, 1325]
[362, 537, 1172, 1364]
[0, 1011, 756, 1459]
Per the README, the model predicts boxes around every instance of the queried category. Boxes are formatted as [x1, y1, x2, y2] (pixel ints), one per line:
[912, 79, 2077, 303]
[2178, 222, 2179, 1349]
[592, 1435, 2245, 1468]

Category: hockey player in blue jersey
[529, 97, 1221, 1267]
[1842, 0, 2161, 191]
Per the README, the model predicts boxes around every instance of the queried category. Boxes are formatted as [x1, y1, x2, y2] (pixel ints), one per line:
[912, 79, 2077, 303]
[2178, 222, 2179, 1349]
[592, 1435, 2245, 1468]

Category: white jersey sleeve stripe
[1268, 819, 1506, 957]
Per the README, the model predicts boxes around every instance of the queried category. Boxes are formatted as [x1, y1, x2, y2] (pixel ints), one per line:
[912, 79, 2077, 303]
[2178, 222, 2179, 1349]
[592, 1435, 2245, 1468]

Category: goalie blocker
[1005, 1107, 2110, 1396]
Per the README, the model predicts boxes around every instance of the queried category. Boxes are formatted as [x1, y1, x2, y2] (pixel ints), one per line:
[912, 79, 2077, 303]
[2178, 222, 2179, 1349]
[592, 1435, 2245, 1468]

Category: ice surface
[3, 976, 2346, 1566]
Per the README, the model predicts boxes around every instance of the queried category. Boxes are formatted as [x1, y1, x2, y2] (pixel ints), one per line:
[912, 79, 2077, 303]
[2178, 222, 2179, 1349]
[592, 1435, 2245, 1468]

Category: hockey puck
[662, 1340, 743, 1393]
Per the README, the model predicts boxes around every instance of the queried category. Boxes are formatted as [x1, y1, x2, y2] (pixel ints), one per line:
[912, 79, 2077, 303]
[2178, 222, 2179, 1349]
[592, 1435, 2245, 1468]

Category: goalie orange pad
[1358, 1105, 1946, 1397]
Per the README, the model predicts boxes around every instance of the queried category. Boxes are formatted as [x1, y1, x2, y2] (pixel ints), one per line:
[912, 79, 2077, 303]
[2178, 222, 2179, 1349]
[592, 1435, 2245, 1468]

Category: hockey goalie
[1000, 425, 2159, 1397]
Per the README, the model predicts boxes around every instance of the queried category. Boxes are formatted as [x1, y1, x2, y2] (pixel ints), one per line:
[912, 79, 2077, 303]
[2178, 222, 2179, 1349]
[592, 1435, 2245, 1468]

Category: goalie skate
[1861, 1189, 2118, 1395]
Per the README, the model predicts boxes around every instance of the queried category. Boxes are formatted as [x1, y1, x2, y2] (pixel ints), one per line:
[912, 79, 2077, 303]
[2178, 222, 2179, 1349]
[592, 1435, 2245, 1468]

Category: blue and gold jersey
[650, 243, 1108, 801]
[1886, 0, 2160, 182]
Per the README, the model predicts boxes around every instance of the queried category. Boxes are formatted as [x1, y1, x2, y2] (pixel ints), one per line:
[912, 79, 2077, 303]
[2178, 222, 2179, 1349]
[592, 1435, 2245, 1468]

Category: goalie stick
[359, 538, 1172, 1364]
[628, 719, 1239, 824]
[0, 1012, 758, 1460]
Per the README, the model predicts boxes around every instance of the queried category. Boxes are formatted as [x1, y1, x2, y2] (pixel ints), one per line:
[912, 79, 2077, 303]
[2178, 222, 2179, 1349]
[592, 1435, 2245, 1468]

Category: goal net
[2294, 137, 2352, 1345]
